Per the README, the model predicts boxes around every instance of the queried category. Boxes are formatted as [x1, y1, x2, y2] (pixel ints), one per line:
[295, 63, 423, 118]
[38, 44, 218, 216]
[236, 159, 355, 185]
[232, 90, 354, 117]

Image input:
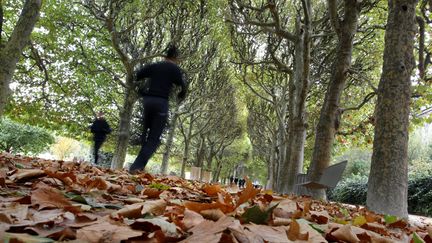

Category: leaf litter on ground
[1, 152, 432, 242]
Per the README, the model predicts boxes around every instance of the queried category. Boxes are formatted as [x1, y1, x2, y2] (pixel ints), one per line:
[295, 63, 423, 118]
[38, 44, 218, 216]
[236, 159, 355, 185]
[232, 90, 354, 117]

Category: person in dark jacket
[90, 111, 112, 164]
[129, 45, 187, 173]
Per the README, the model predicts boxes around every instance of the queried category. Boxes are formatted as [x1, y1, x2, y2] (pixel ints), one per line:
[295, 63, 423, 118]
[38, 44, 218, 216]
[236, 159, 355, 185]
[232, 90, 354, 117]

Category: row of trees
[1, 0, 431, 217]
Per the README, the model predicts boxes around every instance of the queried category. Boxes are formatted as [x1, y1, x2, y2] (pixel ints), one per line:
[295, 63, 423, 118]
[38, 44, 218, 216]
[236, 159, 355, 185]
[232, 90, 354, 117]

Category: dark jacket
[90, 118, 112, 141]
[135, 61, 186, 99]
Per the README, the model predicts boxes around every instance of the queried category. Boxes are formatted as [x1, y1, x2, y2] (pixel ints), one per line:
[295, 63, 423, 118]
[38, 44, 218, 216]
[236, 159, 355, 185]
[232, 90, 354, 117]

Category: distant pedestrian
[90, 111, 112, 164]
[229, 176, 234, 185]
[234, 177, 239, 186]
[129, 45, 187, 173]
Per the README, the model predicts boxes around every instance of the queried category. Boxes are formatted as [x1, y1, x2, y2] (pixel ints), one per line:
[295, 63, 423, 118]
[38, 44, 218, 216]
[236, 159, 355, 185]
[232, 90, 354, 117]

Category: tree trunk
[180, 138, 190, 178]
[367, 0, 417, 218]
[111, 85, 136, 169]
[160, 106, 179, 174]
[0, 0, 42, 117]
[266, 143, 275, 190]
[308, 0, 361, 199]
[279, 8, 312, 194]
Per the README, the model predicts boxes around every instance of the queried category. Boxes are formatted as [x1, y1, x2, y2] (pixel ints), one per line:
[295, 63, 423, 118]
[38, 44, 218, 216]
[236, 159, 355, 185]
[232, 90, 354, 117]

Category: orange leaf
[184, 201, 234, 214]
[202, 184, 222, 196]
[44, 170, 77, 186]
[287, 218, 309, 241]
[86, 177, 109, 191]
[235, 179, 260, 208]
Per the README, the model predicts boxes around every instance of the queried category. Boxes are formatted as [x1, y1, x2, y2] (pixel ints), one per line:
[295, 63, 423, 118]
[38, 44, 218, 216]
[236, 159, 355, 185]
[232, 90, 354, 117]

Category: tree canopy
[1, 0, 432, 218]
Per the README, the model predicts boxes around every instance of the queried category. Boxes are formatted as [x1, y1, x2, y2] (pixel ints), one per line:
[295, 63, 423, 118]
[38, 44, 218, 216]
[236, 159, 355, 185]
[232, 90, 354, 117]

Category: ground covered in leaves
[0, 153, 431, 243]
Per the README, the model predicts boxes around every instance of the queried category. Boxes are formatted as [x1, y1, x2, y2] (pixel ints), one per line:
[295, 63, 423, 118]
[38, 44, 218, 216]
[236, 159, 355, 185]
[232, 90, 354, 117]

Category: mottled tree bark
[308, 0, 361, 199]
[0, 0, 41, 117]
[111, 85, 137, 169]
[367, 0, 417, 218]
[279, 2, 312, 194]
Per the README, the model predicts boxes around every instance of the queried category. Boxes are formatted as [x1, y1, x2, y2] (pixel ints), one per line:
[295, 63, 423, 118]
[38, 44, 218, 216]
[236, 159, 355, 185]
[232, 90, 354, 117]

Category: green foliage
[0, 118, 54, 155]
[408, 175, 432, 217]
[148, 183, 171, 191]
[329, 173, 432, 217]
[327, 176, 368, 206]
[241, 204, 278, 224]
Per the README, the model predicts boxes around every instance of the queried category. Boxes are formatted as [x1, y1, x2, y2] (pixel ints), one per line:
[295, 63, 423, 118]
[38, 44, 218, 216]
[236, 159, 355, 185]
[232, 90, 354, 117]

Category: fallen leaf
[3, 232, 54, 243]
[183, 209, 206, 230]
[352, 215, 367, 226]
[31, 184, 80, 214]
[202, 184, 222, 196]
[0, 203, 28, 224]
[141, 188, 163, 199]
[201, 208, 225, 221]
[134, 217, 179, 237]
[241, 204, 277, 225]
[77, 221, 143, 243]
[244, 224, 289, 242]
[113, 203, 143, 219]
[141, 199, 167, 216]
[331, 224, 360, 243]
[235, 180, 260, 208]
[287, 218, 309, 241]
[10, 169, 45, 181]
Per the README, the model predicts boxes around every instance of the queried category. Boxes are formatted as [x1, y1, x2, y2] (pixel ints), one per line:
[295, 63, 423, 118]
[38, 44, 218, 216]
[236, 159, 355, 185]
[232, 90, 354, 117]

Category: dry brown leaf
[184, 200, 233, 214]
[44, 170, 76, 186]
[202, 184, 222, 196]
[331, 224, 360, 243]
[86, 176, 109, 191]
[361, 222, 390, 236]
[113, 203, 143, 219]
[274, 199, 298, 219]
[244, 224, 289, 242]
[189, 216, 235, 235]
[181, 216, 236, 243]
[31, 184, 80, 214]
[77, 221, 143, 243]
[183, 209, 206, 230]
[0, 203, 28, 224]
[229, 221, 262, 243]
[141, 188, 163, 199]
[141, 199, 167, 216]
[201, 208, 225, 221]
[10, 169, 45, 181]
[309, 210, 330, 224]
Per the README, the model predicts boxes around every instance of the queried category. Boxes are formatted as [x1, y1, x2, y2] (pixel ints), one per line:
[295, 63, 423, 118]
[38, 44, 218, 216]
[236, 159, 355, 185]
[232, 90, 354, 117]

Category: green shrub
[0, 118, 54, 155]
[327, 176, 368, 206]
[328, 174, 432, 217]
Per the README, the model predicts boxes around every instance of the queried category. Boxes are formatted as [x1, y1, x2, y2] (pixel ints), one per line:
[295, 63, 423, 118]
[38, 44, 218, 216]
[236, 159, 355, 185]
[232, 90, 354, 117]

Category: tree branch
[341, 92, 376, 113]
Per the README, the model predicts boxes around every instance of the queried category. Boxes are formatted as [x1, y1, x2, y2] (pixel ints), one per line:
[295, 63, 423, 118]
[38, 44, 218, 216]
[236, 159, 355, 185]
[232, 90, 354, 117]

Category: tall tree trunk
[266, 143, 275, 189]
[0, 0, 41, 117]
[279, 5, 312, 194]
[308, 0, 361, 199]
[111, 85, 136, 169]
[367, 0, 417, 218]
[161, 106, 179, 174]
[180, 138, 191, 178]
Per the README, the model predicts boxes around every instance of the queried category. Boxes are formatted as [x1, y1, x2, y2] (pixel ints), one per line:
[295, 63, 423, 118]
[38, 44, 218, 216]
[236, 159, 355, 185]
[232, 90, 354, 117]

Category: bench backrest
[318, 160, 348, 188]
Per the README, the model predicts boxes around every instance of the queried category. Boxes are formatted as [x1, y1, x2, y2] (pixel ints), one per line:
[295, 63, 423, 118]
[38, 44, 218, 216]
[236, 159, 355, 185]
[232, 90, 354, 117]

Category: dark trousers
[129, 96, 168, 172]
[93, 139, 105, 164]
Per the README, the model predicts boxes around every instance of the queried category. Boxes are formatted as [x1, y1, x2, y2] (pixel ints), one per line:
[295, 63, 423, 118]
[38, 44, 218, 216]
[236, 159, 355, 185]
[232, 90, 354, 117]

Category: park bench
[293, 160, 348, 196]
